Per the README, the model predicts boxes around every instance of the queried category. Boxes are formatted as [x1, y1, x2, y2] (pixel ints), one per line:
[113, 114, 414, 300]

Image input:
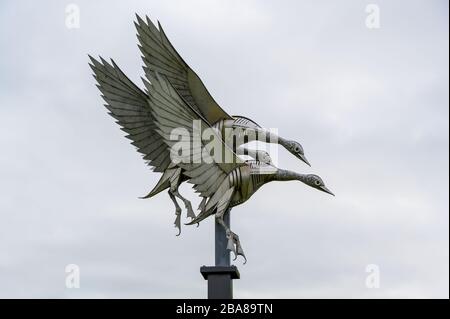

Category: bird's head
[303, 174, 334, 196]
[256, 150, 272, 165]
[286, 140, 310, 166]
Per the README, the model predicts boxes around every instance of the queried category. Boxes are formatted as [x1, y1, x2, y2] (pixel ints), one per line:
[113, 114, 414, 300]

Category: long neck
[257, 128, 288, 147]
[226, 122, 287, 148]
[236, 146, 257, 159]
[271, 168, 307, 183]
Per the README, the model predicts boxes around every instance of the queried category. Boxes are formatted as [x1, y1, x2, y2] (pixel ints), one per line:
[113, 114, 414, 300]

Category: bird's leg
[228, 231, 246, 264]
[215, 210, 232, 251]
[170, 168, 196, 220]
[168, 190, 182, 236]
[234, 235, 246, 262]
[216, 211, 247, 264]
[173, 188, 196, 220]
[215, 187, 246, 263]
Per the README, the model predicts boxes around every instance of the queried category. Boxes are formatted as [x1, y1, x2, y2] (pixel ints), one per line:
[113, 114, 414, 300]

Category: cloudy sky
[0, 0, 448, 298]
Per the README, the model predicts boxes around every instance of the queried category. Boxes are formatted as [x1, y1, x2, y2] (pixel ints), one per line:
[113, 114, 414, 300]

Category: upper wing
[135, 14, 232, 125]
[89, 56, 171, 173]
[144, 71, 245, 198]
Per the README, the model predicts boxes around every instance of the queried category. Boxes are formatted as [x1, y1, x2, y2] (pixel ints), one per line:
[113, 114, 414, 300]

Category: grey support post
[200, 210, 240, 299]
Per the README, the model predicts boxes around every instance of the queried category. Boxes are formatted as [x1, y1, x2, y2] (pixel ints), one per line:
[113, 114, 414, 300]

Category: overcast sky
[0, 0, 448, 298]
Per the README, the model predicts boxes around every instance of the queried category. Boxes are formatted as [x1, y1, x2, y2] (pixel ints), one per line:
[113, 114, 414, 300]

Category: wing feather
[146, 72, 244, 197]
[135, 14, 232, 125]
[89, 56, 171, 173]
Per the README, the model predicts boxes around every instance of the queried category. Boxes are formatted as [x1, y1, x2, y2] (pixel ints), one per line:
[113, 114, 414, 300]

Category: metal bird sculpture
[89, 15, 311, 235]
[89, 15, 334, 263]
[146, 72, 334, 262]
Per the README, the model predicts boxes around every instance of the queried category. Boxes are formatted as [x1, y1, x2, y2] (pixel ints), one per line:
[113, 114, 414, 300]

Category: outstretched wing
[144, 72, 244, 198]
[89, 56, 171, 173]
[135, 14, 232, 125]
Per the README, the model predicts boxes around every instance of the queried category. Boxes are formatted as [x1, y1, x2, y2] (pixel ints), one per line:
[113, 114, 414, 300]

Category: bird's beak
[320, 185, 335, 196]
[298, 154, 311, 167]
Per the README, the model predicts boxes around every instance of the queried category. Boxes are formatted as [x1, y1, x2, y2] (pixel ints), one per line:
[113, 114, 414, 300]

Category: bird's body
[184, 160, 333, 261]
[140, 145, 272, 233]
[192, 161, 333, 221]
[202, 162, 268, 214]
[145, 72, 333, 262]
[145, 145, 271, 199]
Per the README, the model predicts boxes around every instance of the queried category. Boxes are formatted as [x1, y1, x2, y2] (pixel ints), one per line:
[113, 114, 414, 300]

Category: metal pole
[200, 209, 240, 299]
[215, 209, 230, 266]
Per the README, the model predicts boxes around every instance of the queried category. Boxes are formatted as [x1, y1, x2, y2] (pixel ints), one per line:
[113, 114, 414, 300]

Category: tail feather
[185, 206, 215, 225]
[140, 172, 171, 199]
